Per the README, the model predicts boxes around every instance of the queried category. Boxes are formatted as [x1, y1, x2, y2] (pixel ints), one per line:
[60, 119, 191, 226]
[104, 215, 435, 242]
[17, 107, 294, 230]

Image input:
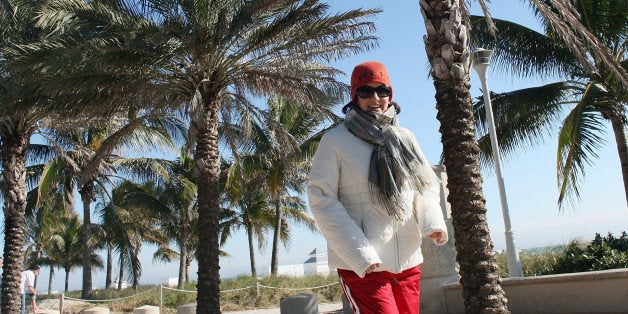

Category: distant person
[307, 61, 448, 313]
[20, 264, 41, 314]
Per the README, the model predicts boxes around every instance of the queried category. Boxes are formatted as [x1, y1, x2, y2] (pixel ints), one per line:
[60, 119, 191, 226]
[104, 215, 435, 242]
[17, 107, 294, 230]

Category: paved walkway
[224, 302, 344, 313]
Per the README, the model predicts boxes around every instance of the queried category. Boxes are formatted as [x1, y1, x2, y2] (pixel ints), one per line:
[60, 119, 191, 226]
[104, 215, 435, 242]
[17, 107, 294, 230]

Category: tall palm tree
[420, 0, 510, 312]
[131, 149, 200, 289]
[36, 214, 103, 292]
[97, 180, 168, 290]
[222, 159, 277, 278]
[0, 1, 57, 310]
[238, 97, 330, 276]
[34, 115, 177, 297]
[470, 0, 627, 207]
[420, 0, 626, 311]
[3, 5, 178, 303]
[34, 1, 380, 310]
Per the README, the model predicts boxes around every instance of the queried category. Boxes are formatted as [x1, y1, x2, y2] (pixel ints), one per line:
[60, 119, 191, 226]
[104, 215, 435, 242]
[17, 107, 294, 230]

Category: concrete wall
[442, 268, 628, 313]
[420, 166, 460, 314]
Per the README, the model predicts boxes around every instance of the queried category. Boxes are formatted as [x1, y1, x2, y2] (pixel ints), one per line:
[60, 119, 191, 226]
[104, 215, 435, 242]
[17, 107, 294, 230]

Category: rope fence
[54, 281, 340, 312]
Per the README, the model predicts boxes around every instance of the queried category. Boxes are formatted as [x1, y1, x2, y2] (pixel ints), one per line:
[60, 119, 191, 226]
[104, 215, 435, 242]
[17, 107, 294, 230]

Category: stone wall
[442, 268, 628, 313]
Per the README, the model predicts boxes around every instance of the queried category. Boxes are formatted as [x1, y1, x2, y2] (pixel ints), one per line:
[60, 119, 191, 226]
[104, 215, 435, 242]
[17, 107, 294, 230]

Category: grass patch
[41, 274, 343, 312]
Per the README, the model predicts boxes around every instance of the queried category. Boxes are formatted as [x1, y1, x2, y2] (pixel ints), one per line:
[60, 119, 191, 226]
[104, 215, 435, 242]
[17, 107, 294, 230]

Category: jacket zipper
[394, 219, 400, 271]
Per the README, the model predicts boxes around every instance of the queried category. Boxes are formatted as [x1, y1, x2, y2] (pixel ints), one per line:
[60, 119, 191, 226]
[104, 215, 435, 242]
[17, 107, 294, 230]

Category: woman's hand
[428, 231, 443, 241]
[365, 263, 381, 274]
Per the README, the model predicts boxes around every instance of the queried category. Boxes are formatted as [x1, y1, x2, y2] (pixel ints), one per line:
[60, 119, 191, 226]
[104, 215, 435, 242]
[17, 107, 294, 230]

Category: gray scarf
[344, 107, 433, 220]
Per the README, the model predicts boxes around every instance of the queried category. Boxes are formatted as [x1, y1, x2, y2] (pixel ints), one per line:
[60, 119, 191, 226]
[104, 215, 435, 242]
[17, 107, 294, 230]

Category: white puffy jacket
[307, 124, 448, 277]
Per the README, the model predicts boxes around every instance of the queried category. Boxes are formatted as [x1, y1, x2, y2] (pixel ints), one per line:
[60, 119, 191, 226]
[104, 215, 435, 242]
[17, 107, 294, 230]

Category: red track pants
[338, 264, 422, 314]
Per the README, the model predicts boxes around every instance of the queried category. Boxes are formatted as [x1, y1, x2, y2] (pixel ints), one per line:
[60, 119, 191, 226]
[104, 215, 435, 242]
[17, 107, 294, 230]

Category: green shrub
[497, 231, 628, 277]
[551, 232, 628, 274]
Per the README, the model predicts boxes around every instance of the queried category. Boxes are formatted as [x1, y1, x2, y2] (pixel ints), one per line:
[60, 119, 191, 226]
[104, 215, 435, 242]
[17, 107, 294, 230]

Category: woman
[307, 61, 448, 314]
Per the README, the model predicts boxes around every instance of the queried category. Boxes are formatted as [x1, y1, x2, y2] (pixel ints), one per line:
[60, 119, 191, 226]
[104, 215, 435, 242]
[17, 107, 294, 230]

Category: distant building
[162, 277, 179, 287]
[303, 248, 330, 276]
[111, 279, 129, 289]
[268, 248, 330, 277]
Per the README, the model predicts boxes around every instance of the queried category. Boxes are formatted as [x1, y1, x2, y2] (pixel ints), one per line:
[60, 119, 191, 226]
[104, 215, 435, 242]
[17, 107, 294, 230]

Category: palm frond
[470, 15, 579, 78]
[557, 85, 608, 208]
[474, 81, 572, 168]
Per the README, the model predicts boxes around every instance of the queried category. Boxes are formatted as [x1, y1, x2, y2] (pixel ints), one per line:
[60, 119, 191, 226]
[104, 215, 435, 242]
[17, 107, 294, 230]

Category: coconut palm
[35, 214, 103, 292]
[470, 0, 627, 207]
[32, 1, 379, 310]
[234, 97, 331, 276]
[132, 149, 200, 289]
[2, 2, 179, 301]
[97, 180, 169, 290]
[221, 158, 277, 278]
[33, 116, 177, 297]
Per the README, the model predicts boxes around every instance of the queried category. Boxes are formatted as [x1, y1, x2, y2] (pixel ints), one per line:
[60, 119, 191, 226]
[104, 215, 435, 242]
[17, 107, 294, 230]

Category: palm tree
[236, 97, 329, 276]
[37, 214, 103, 292]
[221, 159, 276, 278]
[133, 149, 200, 289]
[34, 1, 380, 310]
[33, 115, 178, 297]
[470, 0, 627, 207]
[97, 180, 168, 290]
[420, 0, 626, 311]
[23, 172, 74, 295]
[0, 1, 57, 310]
[419, 0, 510, 312]
[3, 4, 178, 302]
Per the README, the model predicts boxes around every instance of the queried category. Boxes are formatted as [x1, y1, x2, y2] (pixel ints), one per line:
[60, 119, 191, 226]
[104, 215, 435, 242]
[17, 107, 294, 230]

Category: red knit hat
[350, 61, 393, 101]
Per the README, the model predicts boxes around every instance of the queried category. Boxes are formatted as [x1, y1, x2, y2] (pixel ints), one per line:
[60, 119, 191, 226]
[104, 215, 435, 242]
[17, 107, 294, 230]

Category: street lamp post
[471, 48, 524, 277]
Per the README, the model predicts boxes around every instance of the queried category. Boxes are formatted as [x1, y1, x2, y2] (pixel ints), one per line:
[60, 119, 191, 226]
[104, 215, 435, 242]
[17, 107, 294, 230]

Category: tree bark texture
[178, 224, 188, 288]
[0, 126, 30, 314]
[80, 183, 94, 299]
[610, 115, 628, 206]
[270, 197, 283, 276]
[420, 0, 509, 312]
[118, 252, 125, 290]
[106, 242, 113, 289]
[193, 89, 222, 313]
[245, 221, 258, 278]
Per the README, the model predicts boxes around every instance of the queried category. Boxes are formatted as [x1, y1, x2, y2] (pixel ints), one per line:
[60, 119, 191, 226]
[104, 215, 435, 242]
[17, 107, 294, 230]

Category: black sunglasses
[356, 85, 391, 99]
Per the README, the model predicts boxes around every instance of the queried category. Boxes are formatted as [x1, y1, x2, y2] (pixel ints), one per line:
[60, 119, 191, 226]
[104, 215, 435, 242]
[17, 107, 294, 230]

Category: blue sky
[5, 1, 626, 293]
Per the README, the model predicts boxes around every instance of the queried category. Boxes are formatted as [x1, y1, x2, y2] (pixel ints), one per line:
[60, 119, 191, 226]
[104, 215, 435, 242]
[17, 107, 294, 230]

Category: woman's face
[356, 82, 391, 114]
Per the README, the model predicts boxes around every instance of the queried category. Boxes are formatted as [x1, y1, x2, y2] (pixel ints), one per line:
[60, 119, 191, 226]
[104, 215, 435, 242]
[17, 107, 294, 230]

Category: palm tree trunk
[79, 183, 94, 299]
[0, 125, 31, 314]
[270, 197, 282, 276]
[118, 253, 125, 290]
[610, 115, 628, 206]
[65, 267, 70, 292]
[420, 1, 509, 312]
[245, 221, 257, 278]
[106, 242, 113, 289]
[132, 248, 140, 290]
[48, 267, 54, 295]
[178, 231, 187, 288]
[193, 92, 222, 313]
[185, 255, 191, 283]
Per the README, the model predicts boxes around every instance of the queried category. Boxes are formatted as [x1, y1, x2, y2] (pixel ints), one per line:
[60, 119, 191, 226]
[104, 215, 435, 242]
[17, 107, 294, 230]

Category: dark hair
[29, 264, 40, 271]
[341, 100, 401, 115]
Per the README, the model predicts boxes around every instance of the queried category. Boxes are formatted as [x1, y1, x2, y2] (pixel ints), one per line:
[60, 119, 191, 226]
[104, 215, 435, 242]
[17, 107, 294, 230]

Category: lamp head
[471, 48, 493, 67]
